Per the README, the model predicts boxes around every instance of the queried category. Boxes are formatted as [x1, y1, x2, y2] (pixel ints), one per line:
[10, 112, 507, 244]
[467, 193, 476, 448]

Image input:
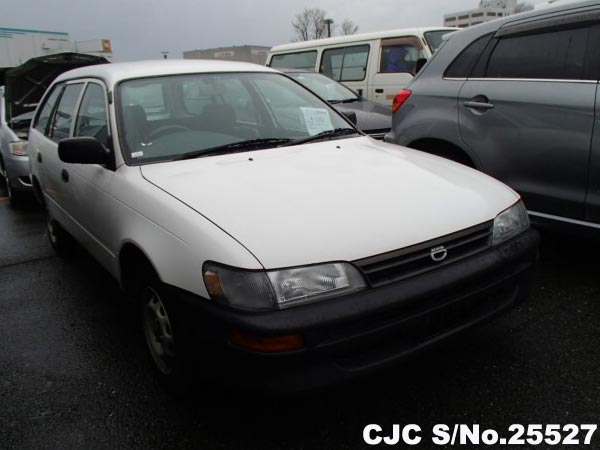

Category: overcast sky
[3, 0, 549, 61]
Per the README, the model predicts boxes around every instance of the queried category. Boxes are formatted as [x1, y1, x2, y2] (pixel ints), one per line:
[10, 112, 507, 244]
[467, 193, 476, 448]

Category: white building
[0, 27, 112, 68]
[444, 0, 518, 28]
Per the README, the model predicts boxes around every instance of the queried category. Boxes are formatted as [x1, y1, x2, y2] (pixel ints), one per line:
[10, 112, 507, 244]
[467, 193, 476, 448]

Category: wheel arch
[119, 241, 162, 298]
[407, 138, 479, 169]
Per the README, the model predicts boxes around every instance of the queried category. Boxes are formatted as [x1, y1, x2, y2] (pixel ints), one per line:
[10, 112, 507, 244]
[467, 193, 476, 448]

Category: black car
[282, 69, 391, 140]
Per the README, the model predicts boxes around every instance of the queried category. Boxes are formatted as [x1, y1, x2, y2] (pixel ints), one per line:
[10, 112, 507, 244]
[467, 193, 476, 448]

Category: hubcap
[142, 286, 176, 375]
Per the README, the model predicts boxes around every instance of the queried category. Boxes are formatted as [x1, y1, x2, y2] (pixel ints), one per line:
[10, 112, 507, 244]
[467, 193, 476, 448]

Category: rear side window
[50, 83, 84, 141]
[485, 27, 590, 80]
[270, 51, 317, 70]
[444, 33, 493, 78]
[34, 84, 64, 132]
[320, 45, 370, 81]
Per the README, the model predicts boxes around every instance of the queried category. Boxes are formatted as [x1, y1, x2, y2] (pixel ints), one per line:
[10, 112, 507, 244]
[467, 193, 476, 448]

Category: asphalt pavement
[1, 186, 599, 450]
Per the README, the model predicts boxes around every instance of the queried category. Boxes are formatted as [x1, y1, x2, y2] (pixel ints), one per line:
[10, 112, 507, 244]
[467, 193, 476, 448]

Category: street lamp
[161, 51, 169, 59]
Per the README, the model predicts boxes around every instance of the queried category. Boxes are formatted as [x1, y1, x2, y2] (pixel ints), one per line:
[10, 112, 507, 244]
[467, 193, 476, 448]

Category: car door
[38, 82, 85, 221]
[64, 80, 119, 268]
[28, 83, 65, 200]
[458, 17, 597, 220]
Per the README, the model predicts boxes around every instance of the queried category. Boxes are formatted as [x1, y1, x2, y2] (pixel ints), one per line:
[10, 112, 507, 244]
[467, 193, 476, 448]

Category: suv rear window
[444, 33, 493, 79]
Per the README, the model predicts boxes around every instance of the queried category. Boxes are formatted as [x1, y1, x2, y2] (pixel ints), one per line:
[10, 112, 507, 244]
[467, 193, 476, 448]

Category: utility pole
[324, 18, 334, 38]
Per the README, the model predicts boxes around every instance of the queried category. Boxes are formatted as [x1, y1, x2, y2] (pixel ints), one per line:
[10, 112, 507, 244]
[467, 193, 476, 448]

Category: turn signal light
[230, 331, 304, 352]
[392, 90, 412, 114]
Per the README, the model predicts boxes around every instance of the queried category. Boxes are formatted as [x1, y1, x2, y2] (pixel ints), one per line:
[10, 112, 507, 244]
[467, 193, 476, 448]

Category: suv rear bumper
[165, 228, 539, 391]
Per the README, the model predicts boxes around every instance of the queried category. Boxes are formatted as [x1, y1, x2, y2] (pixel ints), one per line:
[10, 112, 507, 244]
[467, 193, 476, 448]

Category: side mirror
[415, 58, 427, 74]
[341, 110, 357, 125]
[58, 137, 112, 166]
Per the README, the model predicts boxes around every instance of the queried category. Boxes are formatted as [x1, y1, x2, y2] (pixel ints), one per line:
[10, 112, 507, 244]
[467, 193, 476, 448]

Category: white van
[267, 27, 456, 106]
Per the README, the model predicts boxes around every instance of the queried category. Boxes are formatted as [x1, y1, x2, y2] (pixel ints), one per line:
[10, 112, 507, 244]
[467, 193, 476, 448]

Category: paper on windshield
[300, 107, 333, 136]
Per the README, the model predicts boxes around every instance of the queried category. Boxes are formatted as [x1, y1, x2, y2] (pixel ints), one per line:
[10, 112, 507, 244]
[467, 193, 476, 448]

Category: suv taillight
[392, 90, 412, 114]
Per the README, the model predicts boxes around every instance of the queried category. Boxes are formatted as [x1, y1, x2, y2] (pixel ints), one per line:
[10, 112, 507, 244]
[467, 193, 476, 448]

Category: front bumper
[166, 228, 539, 391]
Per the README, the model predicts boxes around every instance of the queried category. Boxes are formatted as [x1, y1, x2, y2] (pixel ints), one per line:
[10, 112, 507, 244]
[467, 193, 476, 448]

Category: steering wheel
[145, 125, 191, 141]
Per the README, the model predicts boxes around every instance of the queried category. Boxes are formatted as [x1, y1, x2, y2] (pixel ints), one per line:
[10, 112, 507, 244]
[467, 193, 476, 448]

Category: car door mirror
[341, 111, 357, 125]
[58, 137, 112, 166]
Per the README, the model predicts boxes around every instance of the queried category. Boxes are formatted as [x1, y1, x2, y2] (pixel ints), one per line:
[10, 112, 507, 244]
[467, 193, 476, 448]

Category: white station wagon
[28, 60, 538, 391]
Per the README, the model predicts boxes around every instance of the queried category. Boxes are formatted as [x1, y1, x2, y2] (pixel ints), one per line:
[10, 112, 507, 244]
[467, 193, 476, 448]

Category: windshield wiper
[174, 138, 293, 161]
[285, 128, 359, 146]
[329, 98, 360, 104]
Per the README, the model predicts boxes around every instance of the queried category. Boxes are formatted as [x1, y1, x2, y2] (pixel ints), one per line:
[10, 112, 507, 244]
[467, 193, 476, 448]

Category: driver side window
[74, 83, 109, 144]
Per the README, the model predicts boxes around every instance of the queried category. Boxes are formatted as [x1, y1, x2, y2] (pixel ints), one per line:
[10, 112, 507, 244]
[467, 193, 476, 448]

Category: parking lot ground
[1, 184, 599, 450]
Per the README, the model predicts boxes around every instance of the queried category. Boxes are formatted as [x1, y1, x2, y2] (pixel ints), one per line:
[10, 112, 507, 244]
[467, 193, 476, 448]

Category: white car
[28, 60, 538, 391]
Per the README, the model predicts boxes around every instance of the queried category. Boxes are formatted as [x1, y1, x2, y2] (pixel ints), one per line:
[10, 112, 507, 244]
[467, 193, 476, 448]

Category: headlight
[492, 200, 529, 245]
[9, 141, 27, 156]
[203, 262, 367, 311]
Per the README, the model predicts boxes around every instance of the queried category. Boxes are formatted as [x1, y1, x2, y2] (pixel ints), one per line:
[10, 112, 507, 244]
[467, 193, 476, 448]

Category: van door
[370, 37, 427, 106]
[319, 44, 370, 99]
[458, 22, 596, 220]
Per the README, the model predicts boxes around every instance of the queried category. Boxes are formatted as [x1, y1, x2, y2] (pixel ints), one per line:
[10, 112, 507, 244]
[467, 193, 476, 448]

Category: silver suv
[385, 0, 600, 232]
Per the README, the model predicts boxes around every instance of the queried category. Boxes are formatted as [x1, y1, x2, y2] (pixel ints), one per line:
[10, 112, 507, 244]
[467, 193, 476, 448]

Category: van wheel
[139, 273, 187, 392]
[45, 207, 75, 257]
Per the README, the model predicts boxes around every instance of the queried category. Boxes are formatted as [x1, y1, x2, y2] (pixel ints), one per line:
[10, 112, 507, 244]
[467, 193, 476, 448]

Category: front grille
[354, 221, 493, 287]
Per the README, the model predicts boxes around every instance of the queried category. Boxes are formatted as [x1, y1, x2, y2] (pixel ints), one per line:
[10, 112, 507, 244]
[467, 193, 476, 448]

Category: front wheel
[139, 277, 190, 392]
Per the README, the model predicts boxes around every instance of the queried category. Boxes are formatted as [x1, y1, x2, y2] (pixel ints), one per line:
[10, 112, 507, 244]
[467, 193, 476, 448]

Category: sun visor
[4, 52, 109, 120]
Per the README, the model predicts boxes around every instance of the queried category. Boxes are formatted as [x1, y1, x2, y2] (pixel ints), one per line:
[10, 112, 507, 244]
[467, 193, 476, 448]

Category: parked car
[385, 0, 600, 233]
[282, 68, 391, 139]
[0, 52, 108, 206]
[267, 27, 456, 107]
[0, 87, 32, 205]
[28, 60, 538, 391]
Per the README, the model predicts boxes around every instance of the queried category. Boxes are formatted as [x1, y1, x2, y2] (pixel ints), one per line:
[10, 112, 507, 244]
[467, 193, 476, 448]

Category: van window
[270, 51, 318, 70]
[50, 83, 84, 141]
[320, 45, 369, 82]
[485, 27, 590, 80]
[379, 37, 425, 74]
[424, 30, 456, 52]
[34, 84, 64, 132]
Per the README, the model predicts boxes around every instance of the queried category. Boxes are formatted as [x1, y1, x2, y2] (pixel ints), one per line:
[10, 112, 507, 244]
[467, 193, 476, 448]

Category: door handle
[61, 169, 69, 183]
[375, 88, 384, 93]
[464, 96, 494, 111]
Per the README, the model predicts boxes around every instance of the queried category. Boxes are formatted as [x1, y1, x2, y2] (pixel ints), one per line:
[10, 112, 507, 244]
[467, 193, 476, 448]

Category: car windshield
[117, 72, 356, 164]
[286, 72, 359, 103]
[424, 30, 456, 52]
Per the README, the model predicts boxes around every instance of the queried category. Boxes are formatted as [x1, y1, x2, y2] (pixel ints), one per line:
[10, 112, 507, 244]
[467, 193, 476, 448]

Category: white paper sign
[300, 107, 333, 136]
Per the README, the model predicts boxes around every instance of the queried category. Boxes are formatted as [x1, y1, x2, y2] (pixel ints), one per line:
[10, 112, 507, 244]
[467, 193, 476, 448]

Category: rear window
[270, 51, 318, 70]
[444, 33, 493, 78]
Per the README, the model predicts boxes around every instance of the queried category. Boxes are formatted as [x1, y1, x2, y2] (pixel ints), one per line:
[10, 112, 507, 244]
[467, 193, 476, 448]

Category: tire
[6, 179, 27, 209]
[45, 207, 76, 257]
[139, 273, 188, 392]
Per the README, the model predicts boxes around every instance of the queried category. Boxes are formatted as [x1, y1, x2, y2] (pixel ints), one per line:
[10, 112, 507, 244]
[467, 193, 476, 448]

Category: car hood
[334, 99, 391, 134]
[140, 137, 518, 269]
